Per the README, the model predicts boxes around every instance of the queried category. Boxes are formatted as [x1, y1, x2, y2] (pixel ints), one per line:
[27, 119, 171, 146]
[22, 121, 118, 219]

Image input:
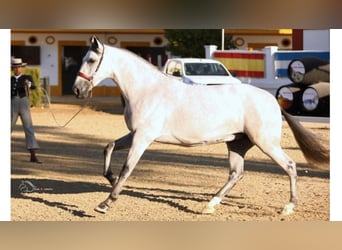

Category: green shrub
[11, 67, 43, 107]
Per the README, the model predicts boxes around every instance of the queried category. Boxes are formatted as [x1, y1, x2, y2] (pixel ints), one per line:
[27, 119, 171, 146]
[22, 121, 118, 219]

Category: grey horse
[73, 36, 329, 216]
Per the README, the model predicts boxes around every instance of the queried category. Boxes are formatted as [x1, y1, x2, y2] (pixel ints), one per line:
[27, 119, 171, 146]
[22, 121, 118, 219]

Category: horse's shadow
[12, 178, 111, 197]
[123, 185, 220, 215]
[12, 178, 236, 218]
[12, 178, 111, 218]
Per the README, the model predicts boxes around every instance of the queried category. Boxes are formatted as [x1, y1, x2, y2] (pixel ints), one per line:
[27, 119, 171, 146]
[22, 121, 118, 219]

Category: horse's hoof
[94, 203, 110, 214]
[282, 203, 295, 216]
[202, 206, 216, 214]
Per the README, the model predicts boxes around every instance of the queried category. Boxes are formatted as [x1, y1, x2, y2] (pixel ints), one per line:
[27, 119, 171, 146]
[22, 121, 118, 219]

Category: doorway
[61, 44, 88, 95]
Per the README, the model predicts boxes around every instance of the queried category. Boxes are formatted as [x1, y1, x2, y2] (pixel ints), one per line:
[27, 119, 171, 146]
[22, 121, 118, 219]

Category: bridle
[78, 71, 94, 82]
[77, 46, 105, 88]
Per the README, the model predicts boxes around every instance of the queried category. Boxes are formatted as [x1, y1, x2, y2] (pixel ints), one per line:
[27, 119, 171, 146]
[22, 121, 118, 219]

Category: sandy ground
[11, 100, 330, 221]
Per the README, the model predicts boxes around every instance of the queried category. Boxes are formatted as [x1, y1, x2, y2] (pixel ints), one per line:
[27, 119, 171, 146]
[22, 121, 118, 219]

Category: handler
[11, 58, 42, 163]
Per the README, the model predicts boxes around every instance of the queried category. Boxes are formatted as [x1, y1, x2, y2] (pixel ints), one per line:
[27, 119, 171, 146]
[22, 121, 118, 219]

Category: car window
[184, 63, 229, 76]
[165, 61, 176, 75]
[166, 61, 183, 77]
[175, 62, 182, 76]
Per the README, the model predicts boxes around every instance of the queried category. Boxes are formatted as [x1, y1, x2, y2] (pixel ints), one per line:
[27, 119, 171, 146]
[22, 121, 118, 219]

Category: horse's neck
[109, 46, 161, 100]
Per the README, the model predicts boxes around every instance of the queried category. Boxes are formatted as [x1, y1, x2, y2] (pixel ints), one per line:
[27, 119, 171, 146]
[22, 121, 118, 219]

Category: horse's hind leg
[103, 133, 133, 186]
[261, 145, 298, 215]
[203, 135, 253, 214]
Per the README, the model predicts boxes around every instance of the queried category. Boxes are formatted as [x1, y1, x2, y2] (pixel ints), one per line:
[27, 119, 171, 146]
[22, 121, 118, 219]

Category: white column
[204, 45, 218, 59]
[263, 46, 278, 80]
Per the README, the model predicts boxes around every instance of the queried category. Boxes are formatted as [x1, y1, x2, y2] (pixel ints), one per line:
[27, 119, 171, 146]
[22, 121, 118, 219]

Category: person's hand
[25, 79, 32, 87]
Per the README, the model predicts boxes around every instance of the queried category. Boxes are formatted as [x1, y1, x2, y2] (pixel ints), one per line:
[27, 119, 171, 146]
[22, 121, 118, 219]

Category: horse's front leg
[95, 131, 152, 214]
[103, 133, 133, 186]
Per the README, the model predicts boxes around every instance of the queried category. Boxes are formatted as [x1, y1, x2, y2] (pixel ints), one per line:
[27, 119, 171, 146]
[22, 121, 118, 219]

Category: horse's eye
[88, 58, 96, 64]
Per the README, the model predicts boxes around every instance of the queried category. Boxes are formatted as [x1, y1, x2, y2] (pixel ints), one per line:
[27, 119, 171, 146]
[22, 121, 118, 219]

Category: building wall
[225, 29, 293, 50]
[304, 30, 330, 50]
[11, 29, 294, 96]
[11, 30, 167, 96]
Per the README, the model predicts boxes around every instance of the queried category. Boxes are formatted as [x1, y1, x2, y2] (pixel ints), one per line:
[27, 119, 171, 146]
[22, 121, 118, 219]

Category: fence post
[262, 46, 278, 81]
[40, 77, 50, 108]
[204, 45, 218, 59]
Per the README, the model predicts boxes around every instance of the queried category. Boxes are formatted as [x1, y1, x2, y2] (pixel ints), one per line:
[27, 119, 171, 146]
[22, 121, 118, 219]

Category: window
[166, 61, 176, 75]
[185, 63, 228, 76]
[174, 62, 182, 76]
[166, 61, 182, 76]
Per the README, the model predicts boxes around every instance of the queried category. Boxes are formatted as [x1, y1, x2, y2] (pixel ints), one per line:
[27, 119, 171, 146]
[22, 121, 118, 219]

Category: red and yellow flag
[214, 51, 265, 78]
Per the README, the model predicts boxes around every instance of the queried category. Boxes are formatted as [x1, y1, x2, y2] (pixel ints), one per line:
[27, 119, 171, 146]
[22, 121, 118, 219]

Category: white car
[163, 58, 241, 85]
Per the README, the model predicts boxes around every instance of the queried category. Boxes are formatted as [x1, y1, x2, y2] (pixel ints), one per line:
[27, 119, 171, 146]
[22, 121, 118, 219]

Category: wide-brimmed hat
[11, 58, 27, 67]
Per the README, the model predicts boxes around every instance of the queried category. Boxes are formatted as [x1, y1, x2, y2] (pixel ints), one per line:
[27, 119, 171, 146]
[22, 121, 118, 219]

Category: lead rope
[40, 87, 91, 128]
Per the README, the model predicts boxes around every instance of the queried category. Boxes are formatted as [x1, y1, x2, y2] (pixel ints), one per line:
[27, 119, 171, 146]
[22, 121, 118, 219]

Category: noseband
[78, 71, 94, 82]
[77, 46, 105, 87]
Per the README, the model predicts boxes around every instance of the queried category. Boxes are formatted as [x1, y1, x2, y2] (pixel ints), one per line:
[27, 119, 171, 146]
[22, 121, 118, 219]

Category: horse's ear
[90, 35, 103, 53]
[91, 35, 98, 44]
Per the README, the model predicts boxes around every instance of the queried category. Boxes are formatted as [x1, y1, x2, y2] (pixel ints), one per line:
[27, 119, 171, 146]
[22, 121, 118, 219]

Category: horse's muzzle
[73, 86, 84, 99]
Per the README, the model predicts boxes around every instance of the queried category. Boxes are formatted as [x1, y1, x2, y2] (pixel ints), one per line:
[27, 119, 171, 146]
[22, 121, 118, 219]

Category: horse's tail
[281, 109, 330, 168]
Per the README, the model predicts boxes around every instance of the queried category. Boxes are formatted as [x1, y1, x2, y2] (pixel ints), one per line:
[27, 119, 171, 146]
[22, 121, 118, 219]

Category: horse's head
[72, 35, 105, 98]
